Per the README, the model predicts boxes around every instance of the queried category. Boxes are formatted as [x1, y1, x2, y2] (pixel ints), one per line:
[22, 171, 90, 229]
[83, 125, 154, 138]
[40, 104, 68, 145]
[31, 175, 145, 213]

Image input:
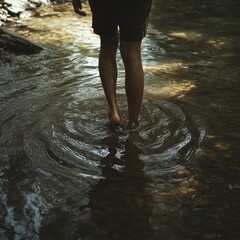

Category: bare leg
[120, 40, 144, 125]
[99, 33, 120, 124]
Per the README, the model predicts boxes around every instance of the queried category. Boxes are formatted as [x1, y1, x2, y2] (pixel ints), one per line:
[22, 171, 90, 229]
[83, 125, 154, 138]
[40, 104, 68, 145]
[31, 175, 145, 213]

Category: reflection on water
[0, 1, 240, 239]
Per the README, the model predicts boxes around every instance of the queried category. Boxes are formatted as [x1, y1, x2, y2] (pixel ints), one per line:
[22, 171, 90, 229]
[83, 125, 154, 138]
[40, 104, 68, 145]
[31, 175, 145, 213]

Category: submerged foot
[127, 121, 139, 132]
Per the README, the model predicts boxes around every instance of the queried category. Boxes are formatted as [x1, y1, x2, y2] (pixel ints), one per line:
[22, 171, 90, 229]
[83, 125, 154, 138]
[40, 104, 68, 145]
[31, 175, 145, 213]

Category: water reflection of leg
[124, 131, 145, 178]
[86, 133, 154, 239]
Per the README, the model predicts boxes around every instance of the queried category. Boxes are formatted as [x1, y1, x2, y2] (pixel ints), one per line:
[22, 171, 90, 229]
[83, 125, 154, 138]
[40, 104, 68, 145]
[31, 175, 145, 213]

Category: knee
[120, 42, 142, 64]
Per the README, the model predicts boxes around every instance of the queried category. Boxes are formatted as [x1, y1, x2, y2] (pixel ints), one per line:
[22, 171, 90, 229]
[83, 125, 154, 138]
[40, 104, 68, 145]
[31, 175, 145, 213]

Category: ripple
[23, 98, 110, 182]
[138, 99, 207, 177]
[23, 97, 206, 181]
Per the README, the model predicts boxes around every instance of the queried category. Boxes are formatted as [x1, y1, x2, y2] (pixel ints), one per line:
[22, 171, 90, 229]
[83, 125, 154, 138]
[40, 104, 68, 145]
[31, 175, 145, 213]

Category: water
[0, 1, 240, 239]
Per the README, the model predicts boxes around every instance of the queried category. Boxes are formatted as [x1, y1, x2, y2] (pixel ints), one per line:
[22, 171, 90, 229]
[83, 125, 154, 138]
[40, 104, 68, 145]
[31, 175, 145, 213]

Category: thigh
[119, 0, 152, 42]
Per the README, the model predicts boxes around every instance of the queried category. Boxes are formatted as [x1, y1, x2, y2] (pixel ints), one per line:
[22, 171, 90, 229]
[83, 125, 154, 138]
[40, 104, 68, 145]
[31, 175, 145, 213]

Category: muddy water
[0, 1, 240, 239]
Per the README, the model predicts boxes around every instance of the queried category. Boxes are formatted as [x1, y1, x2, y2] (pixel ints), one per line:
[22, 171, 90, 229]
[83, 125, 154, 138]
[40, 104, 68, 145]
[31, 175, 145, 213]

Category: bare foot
[109, 108, 121, 125]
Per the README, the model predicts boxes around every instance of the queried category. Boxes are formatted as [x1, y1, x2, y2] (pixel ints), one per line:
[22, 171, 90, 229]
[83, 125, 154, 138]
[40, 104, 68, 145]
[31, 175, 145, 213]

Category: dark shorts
[88, 0, 152, 42]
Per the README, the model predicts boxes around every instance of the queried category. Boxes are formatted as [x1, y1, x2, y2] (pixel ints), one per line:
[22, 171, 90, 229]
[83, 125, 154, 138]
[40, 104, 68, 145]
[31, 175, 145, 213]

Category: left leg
[99, 32, 121, 124]
[88, 0, 120, 124]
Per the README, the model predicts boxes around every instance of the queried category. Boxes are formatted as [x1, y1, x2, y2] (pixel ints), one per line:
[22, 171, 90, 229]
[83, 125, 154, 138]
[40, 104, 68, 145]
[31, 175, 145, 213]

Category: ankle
[109, 107, 121, 125]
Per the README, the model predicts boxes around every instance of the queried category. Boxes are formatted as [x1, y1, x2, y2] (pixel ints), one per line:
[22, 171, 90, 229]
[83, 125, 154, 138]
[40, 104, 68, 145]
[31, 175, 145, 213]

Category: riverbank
[0, 1, 82, 62]
[0, 0, 52, 26]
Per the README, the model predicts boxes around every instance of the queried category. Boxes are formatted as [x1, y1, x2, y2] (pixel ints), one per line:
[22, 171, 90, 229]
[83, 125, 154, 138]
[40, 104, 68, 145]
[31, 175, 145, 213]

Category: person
[72, 0, 152, 127]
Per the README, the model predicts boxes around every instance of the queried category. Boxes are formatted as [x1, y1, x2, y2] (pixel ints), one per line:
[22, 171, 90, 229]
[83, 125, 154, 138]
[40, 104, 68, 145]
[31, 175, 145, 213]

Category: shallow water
[0, 1, 240, 239]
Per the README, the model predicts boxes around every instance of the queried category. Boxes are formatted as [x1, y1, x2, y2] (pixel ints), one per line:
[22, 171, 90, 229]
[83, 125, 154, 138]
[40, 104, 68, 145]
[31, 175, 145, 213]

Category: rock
[0, 27, 43, 53]
[0, 48, 13, 62]
[19, 9, 40, 19]
[3, 0, 50, 13]
[0, 7, 11, 26]
[3, 0, 35, 13]
[0, 0, 50, 25]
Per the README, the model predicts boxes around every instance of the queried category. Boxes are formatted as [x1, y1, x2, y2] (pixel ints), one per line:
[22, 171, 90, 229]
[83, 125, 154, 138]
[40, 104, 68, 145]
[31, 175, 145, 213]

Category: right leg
[118, 0, 152, 125]
[99, 32, 121, 124]
[120, 40, 144, 125]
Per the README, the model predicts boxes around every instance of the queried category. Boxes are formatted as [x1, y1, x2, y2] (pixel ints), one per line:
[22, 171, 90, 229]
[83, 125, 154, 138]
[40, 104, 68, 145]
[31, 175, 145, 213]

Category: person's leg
[120, 40, 144, 125]
[99, 32, 121, 124]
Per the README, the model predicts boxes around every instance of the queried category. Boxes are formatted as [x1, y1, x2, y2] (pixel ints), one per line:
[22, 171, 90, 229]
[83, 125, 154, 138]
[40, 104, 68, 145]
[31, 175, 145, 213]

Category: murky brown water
[0, 1, 240, 239]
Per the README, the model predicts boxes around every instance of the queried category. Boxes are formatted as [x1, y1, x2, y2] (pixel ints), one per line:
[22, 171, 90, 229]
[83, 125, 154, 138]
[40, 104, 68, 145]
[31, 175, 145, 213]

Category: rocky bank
[0, 0, 71, 60]
[0, 0, 53, 26]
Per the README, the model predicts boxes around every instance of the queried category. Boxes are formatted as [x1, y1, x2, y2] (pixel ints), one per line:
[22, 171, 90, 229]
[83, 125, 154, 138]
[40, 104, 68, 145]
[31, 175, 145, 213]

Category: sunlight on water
[146, 79, 196, 98]
[0, 1, 240, 239]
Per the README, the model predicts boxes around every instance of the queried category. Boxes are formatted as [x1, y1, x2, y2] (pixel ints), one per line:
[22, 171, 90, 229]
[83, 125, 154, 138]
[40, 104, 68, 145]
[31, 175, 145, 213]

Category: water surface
[0, 1, 240, 239]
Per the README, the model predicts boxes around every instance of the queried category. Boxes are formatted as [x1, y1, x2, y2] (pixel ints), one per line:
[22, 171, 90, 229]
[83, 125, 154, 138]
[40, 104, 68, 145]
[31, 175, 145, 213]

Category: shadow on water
[0, 0, 240, 239]
[34, 129, 153, 240]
